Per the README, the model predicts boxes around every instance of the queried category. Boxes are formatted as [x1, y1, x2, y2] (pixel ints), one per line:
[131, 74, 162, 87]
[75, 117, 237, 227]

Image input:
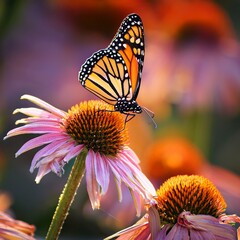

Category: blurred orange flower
[0, 192, 12, 213]
[142, 136, 205, 181]
[156, 0, 234, 40]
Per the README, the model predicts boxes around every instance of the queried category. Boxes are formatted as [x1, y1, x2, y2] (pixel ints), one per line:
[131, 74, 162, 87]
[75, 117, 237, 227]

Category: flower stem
[46, 147, 88, 240]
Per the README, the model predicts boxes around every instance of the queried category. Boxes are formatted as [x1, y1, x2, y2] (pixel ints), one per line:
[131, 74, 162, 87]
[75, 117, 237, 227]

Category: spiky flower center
[64, 100, 128, 156]
[155, 175, 227, 224]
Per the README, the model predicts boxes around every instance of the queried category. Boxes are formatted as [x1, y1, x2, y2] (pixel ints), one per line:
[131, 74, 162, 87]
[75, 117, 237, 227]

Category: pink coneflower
[4, 95, 156, 213]
[0, 212, 35, 240]
[106, 175, 240, 239]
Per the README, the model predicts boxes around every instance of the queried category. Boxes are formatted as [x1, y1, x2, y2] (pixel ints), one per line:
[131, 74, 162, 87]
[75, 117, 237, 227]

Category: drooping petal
[36, 147, 70, 167]
[29, 140, 70, 171]
[94, 153, 110, 195]
[107, 158, 140, 195]
[35, 164, 52, 183]
[129, 188, 142, 217]
[148, 204, 161, 239]
[85, 150, 101, 209]
[113, 175, 123, 202]
[15, 133, 69, 157]
[50, 157, 65, 175]
[120, 153, 156, 197]
[62, 144, 84, 164]
[122, 147, 141, 165]
[35, 155, 66, 183]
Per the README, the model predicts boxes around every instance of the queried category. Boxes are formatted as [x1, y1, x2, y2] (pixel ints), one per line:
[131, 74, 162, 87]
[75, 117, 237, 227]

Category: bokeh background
[0, 0, 240, 239]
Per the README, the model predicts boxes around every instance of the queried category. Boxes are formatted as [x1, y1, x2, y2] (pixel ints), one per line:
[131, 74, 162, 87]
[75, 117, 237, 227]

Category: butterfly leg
[117, 114, 135, 132]
[97, 109, 115, 114]
[125, 113, 136, 123]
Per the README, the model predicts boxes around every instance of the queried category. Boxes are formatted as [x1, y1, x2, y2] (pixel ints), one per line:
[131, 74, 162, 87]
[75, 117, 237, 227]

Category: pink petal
[5, 124, 61, 138]
[36, 147, 70, 166]
[50, 157, 65, 175]
[35, 164, 52, 183]
[113, 174, 123, 202]
[166, 224, 190, 240]
[16, 116, 61, 125]
[62, 144, 84, 163]
[107, 160, 121, 183]
[148, 205, 161, 239]
[109, 158, 137, 186]
[129, 189, 142, 217]
[189, 229, 215, 240]
[94, 153, 110, 195]
[122, 147, 140, 165]
[85, 150, 101, 209]
[14, 107, 60, 119]
[16, 133, 69, 157]
[35, 154, 66, 183]
[220, 214, 240, 224]
[158, 224, 171, 238]
[21, 95, 66, 118]
[180, 213, 236, 240]
[104, 216, 149, 240]
[119, 153, 156, 197]
[30, 140, 72, 172]
[108, 159, 146, 204]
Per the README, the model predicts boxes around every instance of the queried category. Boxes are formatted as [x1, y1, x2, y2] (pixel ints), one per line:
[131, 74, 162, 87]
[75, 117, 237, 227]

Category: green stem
[46, 147, 88, 240]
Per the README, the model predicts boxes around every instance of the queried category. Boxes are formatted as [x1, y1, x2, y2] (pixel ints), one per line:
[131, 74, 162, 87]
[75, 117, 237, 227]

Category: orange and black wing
[78, 14, 144, 105]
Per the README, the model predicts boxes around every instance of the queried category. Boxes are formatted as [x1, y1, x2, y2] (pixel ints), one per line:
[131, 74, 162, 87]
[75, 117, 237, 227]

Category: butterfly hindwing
[78, 14, 144, 105]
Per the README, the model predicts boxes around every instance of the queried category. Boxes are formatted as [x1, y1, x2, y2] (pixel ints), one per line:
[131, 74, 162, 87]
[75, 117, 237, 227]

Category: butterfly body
[114, 98, 142, 114]
[79, 14, 156, 126]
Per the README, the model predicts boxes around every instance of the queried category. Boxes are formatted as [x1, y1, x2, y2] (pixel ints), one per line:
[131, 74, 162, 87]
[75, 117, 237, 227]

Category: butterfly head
[114, 98, 142, 114]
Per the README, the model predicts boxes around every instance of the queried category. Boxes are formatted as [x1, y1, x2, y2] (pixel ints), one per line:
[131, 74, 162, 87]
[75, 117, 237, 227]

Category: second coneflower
[106, 175, 240, 239]
[4, 95, 156, 239]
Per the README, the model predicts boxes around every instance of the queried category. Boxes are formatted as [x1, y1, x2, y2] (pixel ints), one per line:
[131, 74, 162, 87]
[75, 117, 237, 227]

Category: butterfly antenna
[142, 106, 158, 129]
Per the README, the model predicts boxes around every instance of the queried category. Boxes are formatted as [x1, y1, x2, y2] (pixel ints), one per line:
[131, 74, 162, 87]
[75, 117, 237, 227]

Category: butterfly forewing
[79, 49, 131, 105]
[78, 14, 144, 106]
[110, 14, 144, 99]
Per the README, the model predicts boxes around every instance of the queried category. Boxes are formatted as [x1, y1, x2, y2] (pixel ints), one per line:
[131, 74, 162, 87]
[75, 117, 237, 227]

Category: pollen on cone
[155, 175, 227, 224]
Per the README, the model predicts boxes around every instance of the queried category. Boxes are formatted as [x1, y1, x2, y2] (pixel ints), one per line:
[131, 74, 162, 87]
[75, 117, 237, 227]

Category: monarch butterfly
[78, 13, 156, 127]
